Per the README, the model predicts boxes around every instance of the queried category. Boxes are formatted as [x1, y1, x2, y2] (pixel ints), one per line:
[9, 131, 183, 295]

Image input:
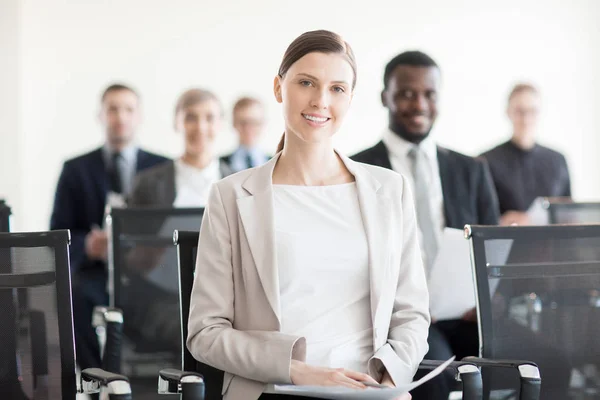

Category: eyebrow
[296, 73, 350, 86]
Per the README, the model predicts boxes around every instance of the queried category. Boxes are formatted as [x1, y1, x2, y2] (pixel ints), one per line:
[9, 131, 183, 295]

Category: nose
[412, 94, 428, 113]
[309, 88, 330, 110]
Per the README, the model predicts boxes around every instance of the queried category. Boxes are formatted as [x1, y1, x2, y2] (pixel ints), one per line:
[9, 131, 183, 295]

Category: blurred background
[1, 0, 599, 231]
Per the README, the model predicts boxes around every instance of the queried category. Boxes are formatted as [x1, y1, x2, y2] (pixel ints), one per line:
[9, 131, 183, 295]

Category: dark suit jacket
[352, 140, 499, 228]
[50, 147, 168, 273]
[129, 159, 233, 207]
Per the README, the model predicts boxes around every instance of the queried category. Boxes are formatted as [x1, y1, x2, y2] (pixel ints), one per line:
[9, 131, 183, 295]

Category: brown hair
[508, 83, 540, 103]
[276, 30, 357, 153]
[174, 88, 222, 118]
[233, 96, 263, 119]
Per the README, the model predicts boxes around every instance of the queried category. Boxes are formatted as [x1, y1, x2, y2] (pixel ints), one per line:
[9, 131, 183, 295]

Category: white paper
[273, 356, 455, 400]
[526, 197, 550, 225]
[427, 228, 475, 321]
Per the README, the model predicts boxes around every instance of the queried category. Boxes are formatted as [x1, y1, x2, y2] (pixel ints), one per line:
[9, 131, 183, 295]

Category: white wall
[5, 0, 600, 231]
[0, 0, 21, 228]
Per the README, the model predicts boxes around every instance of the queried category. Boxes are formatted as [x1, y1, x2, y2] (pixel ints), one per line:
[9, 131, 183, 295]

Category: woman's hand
[290, 360, 378, 389]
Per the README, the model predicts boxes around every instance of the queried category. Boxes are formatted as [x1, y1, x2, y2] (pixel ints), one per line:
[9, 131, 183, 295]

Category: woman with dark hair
[187, 30, 429, 400]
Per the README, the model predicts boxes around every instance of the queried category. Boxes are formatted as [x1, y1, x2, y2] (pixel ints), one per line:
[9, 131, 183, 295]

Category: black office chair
[0, 230, 132, 399]
[104, 207, 204, 398]
[466, 224, 600, 399]
[173, 230, 539, 400]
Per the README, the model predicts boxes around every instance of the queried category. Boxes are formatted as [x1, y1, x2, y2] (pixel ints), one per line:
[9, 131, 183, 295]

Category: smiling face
[175, 99, 222, 159]
[273, 52, 354, 147]
[382, 65, 441, 144]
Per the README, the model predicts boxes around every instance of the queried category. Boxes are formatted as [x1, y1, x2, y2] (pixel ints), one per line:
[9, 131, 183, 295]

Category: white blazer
[187, 152, 430, 400]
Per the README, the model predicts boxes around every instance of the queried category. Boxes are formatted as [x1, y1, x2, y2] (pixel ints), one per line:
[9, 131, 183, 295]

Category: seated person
[122, 89, 231, 351]
[480, 83, 571, 226]
[352, 51, 499, 400]
[221, 96, 271, 172]
[130, 88, 232, 208]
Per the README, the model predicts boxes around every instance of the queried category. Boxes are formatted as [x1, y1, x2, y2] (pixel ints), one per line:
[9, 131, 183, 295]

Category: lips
[302, 113, 330, 124]
[408, 115, 429, 125]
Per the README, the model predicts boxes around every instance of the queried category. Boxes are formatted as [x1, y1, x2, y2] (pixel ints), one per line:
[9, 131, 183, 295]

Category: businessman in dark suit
[50, 84, 168, 371]
[352, 51, 499, 400]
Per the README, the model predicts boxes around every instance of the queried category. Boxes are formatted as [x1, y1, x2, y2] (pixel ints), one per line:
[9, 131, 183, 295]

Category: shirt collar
[102, 143, 138, 166]
[176, 157, 220, 178]
[382, 129, 437, 160]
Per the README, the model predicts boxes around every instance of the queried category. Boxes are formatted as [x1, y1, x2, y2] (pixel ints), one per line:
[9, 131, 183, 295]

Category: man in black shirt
[481, 83, 571, 225]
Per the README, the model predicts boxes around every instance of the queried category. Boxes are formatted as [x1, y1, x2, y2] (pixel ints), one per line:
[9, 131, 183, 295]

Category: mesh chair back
[106, 207, 203, 381]
[468, 224, 600, 399]
[175, 230, 224, 400]
[0, 230, 76, 400]
[547, 202, 600, 224]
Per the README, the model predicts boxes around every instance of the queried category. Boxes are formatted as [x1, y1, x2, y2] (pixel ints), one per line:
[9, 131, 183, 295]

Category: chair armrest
[158, 368, 204, 399]
[81, 368, 131, 399]
[462, 357, 541, 400]
[92, 306, 123, 373]
[419, 359, 482, 400]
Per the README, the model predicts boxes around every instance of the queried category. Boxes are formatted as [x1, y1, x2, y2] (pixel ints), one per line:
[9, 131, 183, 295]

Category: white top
[273, 182, 372, 373]
[382, 129, 445, 267]
[173, 158, 221, 207]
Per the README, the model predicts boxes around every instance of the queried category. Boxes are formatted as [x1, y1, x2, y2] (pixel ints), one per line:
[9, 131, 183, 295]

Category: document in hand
[427, 228, 475, 321]
[273, 356, 455, 400]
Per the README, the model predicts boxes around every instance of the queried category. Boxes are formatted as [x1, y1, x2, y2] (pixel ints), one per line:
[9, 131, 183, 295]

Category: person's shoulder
[139, 148, 169, 164]
[63, 147, 102, 167]
[136, 159, 174, 181]
[479, 141, 510, 160]
[351, 160, 406, 194]
[439, 146, 485, 167]
[351, 141, 385, 162]
[535, 143, 567, 161]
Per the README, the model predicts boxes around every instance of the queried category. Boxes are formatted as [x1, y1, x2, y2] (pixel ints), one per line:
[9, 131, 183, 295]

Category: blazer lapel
[89, 148, 109, 202]
[237, 155, 281, 324]
[340, 154, 392, 327]
[437, 147, 457, 228]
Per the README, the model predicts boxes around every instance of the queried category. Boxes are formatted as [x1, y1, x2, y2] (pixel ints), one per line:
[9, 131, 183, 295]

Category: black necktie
[245, 152, 254, 169]
[109, 152, 123, 194]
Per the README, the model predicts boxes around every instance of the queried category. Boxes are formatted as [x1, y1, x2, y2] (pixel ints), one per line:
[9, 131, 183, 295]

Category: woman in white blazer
[186, 30, 430, 400]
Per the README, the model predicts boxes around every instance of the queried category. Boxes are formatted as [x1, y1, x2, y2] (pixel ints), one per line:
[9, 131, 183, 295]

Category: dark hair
[508, 83, 540, 102]
[175, 88, 222, 117]
[276, 30, 357, 153]
[383, 51, 439, 89]
[101, 83, 138, 103]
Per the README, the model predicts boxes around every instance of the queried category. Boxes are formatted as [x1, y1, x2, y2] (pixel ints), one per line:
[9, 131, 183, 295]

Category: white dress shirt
[173, 158, 221, 207]
[273, 183, 373, 373]
[382, 129, 445, 270]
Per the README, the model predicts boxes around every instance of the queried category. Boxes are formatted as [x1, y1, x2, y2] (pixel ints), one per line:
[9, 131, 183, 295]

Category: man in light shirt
[221, 97, 271, 172]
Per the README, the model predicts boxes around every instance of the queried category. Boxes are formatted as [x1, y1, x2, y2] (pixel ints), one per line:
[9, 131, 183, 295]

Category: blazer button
[374, 328, 379, 339]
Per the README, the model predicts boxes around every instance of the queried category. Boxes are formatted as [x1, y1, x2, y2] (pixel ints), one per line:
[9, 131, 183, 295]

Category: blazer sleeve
[50, 162, 88, 272]
[186, 183, 306, 384]
[476, 159, 500, 225]
[368, 175, 430, 385]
